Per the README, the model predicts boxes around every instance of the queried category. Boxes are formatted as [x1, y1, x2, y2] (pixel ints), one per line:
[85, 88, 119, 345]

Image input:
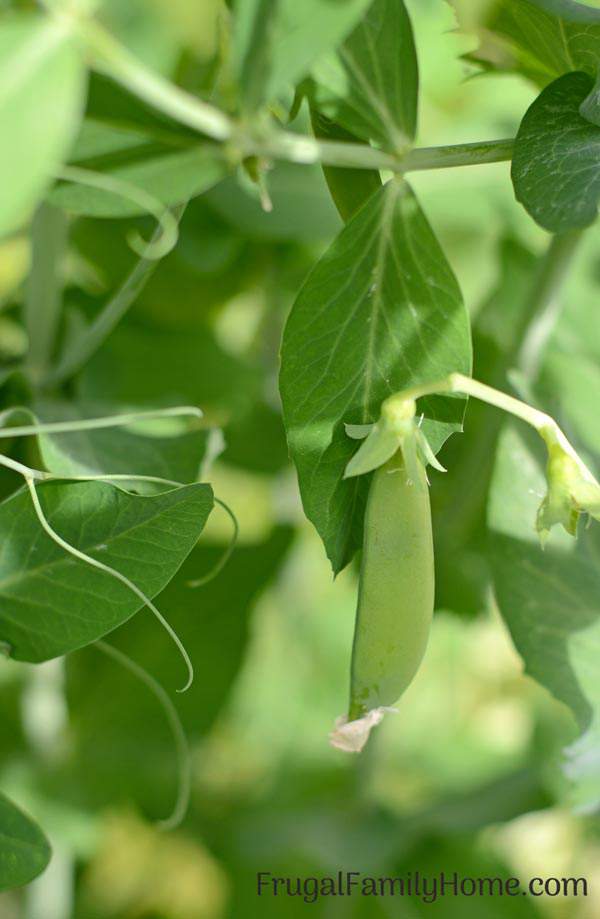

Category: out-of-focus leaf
[472, 0, 600, 86]
[49, 138, 226, 218]
[63, 527, 294, 817]
[280, 179, 470, 573]
[309, 0, 418, 151]
[512, 72, 600, 231]
[488, 424, 600, 812]
[34, 398, 209, 486]
[0, 793, 50, 892]
[231, 0, 374, 107]
[0, 14, 85, 237]
[223, 401, 289, 474]
[540, 348, 600, 458]
[527, 0, 600, 22]
[0, 480, 213, 662]
[78, 321, 258, 419]
[206, 161, 341, 241]
[433, 235, 537, 618]
[70, 202, 253, 327]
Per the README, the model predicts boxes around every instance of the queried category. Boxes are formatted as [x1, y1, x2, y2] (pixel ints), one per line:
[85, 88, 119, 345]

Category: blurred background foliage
[1, 0, 600, 916]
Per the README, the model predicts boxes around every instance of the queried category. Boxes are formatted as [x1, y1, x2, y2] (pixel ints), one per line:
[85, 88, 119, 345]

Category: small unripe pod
[348, 452, 434, 722]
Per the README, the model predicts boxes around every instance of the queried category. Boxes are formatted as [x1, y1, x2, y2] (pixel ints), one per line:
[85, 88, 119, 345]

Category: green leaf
[309, 0, 418, 151]
[527, 0, 600, 22]
[231, 0, 374, 107]
[231, 0, 277, 114]
[48, 129, 226, 218]
[479, 0, 600, 85]
[432, 235, 538, 619]
[34, 398, 209, 486]
[206, 160, 341, 241]
[0, 480, 213, 662]
[63, 527, 294, 818]
[0, 14, 85, 238]
[280, 179, 471, 573]
[0, 793, 51, 892]
[541, 348, 600, 458]
[78, 321, 258, 417]
[309, 110, 382, 221]
[488, 424, 600, 811]
[511, 72, 600, 232]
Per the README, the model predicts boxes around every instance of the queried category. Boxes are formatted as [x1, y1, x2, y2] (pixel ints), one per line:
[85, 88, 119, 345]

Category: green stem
[390, 374, 553, 435]
[516, 230, 583, 381]
[401, 139, 514, 172]
[385, 373, 596, 479]
[82, 19, 233, 141]
[44, 204, 185, 387]
[25, 203, 68, 386]
[52, 4, 516, 176]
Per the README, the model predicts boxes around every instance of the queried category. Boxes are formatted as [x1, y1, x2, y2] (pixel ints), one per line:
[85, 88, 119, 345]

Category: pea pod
[348, 450, 434, 721]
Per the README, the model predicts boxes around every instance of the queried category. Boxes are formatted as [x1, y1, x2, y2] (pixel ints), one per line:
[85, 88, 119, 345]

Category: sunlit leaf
[280, 179, 471, 572]
[0, 14, 85, 237]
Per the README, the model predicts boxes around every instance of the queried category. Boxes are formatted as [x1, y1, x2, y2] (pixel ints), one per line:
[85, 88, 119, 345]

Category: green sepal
[536, 430, 600, 545]
[344, 394, 445, 483]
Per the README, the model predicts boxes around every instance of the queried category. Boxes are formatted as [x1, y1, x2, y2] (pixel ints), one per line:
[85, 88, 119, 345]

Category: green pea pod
[331, 451, 434, 751]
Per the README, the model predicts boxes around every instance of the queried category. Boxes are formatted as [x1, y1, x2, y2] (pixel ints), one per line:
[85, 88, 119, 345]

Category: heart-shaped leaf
[512, 71, 600, 231]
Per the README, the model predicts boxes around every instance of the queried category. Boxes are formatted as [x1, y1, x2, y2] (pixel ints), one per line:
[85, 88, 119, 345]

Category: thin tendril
[25, 477, 194, 693]
[0, 406, 202, 439]
[56, 166, 179, 259]
[52, 474, 184, 490]
[95, 640, 191, 831]
[187, 498, 239, 588]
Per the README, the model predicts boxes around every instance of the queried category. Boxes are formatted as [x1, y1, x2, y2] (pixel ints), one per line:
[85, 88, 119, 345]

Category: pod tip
[328, 707, 397, 753]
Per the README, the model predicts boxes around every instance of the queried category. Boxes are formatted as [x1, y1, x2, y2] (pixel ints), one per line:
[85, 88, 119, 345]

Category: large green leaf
[511, 72, 600, 231]
[231, 0, 374, 107]
[488, 424, 600, 811]
[0, 480, 213, 662]
[0, 793, 51, 892]
[309, 0, 418, 151]
[280, 179, 471, 573]
[0, 14, 85, 237]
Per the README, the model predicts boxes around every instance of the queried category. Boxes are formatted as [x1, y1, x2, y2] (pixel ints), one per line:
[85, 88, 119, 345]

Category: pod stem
[385, 372, 590, 472]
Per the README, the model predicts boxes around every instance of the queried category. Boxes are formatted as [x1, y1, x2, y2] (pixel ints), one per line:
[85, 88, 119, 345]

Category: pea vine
[2, 0, 600, 894]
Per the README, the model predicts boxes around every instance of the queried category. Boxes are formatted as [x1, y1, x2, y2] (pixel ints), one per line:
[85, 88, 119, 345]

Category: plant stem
[401, 139, 515, 172]
[44, 205, 185, 387]
[385, 373, 597, 479]
[82, 20, 233, 141]
[25, 204, 68, 386]
[71, 11, 515, 175]
[516, 230, 583, 381]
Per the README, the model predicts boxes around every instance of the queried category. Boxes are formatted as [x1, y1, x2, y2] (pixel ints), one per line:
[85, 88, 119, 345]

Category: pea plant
[2, 0, 600, 896]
